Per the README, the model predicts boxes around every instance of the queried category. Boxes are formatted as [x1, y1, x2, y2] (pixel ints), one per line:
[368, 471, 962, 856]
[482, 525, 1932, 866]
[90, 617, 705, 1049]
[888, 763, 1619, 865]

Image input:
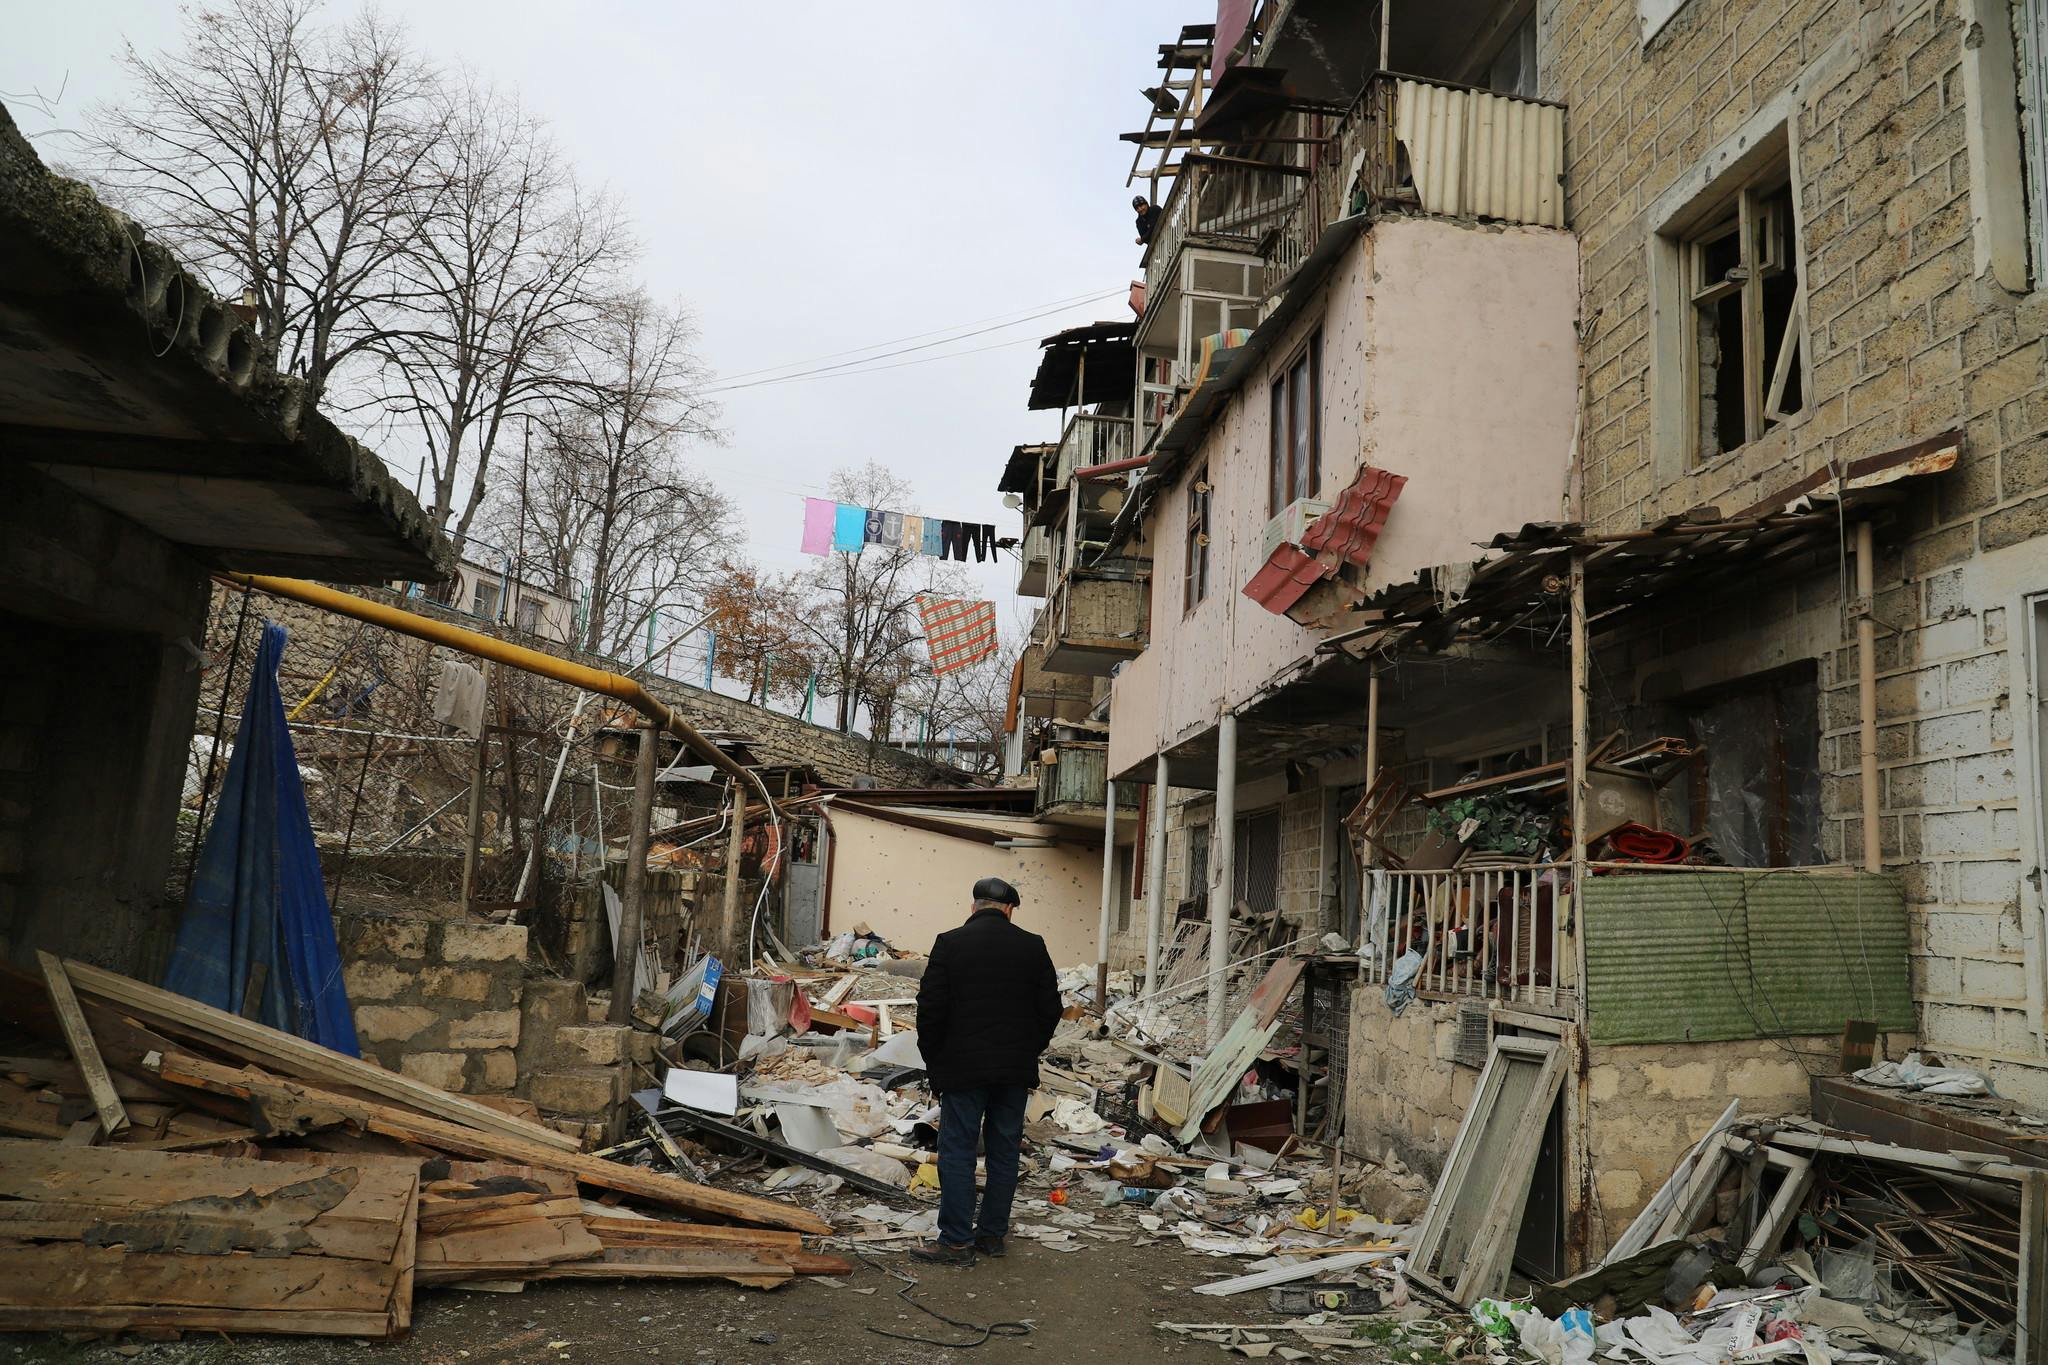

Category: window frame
[1267, 331, 1322, 515]
[1183, 464, 1212, 612]
[470, 575, 502, 621]
[1677, 173, 1802, 463]
[2024, 0, 2048, 281]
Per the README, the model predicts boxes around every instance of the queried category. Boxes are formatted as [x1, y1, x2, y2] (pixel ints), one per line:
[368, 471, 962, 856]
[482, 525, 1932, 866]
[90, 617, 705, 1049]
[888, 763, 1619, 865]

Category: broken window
[1683, 668, 1822, 867]
[1268, 332, 1321, 513]
[1484, 11, 1539, 99]
[1184, 464, 1211, 611]
[1188, 821, 1211, 904]
[2024, 0, 2048, 278]
[1234, 809, 1282, 914]
[1681, 172, 1803, 463]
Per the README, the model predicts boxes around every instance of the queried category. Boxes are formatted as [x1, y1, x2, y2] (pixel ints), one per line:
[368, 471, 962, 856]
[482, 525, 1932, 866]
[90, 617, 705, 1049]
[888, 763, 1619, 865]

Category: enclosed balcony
[1044, 562, 1149, 676]
[1033, 736, 1142, 830]
[1018, 634, 1093, 719]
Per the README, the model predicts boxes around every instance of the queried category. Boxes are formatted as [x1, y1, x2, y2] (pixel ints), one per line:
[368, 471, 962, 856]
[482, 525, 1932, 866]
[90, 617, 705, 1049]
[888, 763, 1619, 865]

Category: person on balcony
[911, 877, 1063, 1266]
[1133, 195, 1162, 245]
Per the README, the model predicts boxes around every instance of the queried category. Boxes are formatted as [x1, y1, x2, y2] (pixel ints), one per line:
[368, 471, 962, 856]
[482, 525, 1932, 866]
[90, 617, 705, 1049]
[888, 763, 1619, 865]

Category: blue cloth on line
[162, 623, 359, 1055]
[922, 518, 944, 556]
[832, 503, 869, 552]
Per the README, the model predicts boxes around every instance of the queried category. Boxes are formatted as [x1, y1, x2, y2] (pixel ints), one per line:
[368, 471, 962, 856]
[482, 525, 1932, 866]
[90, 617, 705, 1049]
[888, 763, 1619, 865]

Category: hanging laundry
[940, 519, 968, 561]
[801, 497, 837, 556]
[864, 508, 888, 544]
[974, 522, 997, 562]
[880, 510, 904, 545]
[901, 513, 924, 553]
[832, 503, 868, 552]
[917, 596, 999, 675]
[922, 517, 944, 557]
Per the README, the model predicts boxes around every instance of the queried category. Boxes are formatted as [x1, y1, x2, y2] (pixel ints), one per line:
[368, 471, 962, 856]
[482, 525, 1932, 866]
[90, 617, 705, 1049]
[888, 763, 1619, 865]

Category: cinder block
[417, 966, 493, 1003]
[342, 961, 412, 1001]
[342, 916, 431, 960]
[440, 922, 529, 963]
[445, 1008, 521, 1050]
[399, 1051, 467, 1092]
[474, 1049, 518, 1091]
[529, 1067, 625, 1118]
[353, 1004, 438, 1044]
[555, 1024, 629, 1067]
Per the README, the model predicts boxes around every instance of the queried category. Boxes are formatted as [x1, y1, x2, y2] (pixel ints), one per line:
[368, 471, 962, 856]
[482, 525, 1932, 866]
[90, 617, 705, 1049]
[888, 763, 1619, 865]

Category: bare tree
[896, 639, 1019, 777]
[379, 80, 627, 550]
[86, 0, 444, 408]
[497, 292, 731, 658]
[780, 463, 974, 733]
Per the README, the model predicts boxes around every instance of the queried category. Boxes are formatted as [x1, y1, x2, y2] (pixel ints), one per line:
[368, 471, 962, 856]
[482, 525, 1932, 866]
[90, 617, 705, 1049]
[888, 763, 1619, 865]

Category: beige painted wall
[1110, 216, 1581, 772]
[823, 805, 1106, 966]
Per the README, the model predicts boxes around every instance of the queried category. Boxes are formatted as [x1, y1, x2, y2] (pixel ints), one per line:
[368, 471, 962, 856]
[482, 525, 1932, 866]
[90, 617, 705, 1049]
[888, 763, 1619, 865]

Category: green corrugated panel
[1583, 870, 1912, 1046]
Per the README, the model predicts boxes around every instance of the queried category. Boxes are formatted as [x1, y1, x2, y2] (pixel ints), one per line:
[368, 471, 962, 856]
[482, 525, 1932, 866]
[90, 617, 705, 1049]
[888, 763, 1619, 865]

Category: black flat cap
[973, 877, 1021, 906]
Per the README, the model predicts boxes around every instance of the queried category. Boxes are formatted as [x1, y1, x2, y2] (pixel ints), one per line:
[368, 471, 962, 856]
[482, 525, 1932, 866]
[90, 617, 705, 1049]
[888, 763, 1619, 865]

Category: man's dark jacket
[916, 906, 1063, 1093]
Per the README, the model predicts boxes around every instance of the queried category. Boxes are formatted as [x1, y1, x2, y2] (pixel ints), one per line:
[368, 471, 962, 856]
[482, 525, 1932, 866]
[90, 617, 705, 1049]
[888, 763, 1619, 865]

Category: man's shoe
[974, 1234, 1006, 1258]
[911, 1240, 976, 1266]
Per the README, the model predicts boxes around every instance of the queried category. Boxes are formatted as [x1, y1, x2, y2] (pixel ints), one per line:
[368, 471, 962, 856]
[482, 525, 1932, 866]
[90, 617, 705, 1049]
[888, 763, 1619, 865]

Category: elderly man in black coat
[911, 876, 1063, 1265]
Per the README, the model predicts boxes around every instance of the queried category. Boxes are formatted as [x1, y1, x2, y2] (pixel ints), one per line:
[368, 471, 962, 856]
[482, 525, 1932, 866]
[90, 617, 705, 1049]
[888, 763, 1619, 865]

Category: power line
[705, 333, 1045, 396]
[700, 291, 1124, 395]
[706, 285, 1126, 385]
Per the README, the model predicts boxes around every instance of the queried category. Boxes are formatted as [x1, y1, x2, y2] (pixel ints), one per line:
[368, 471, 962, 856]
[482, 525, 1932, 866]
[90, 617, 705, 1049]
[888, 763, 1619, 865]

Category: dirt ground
[1, 1235, 1397, 1365]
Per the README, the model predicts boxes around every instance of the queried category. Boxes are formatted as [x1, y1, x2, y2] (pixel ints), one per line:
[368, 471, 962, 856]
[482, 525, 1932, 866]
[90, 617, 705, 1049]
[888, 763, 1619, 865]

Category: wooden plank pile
[0, 955, 846, 1340]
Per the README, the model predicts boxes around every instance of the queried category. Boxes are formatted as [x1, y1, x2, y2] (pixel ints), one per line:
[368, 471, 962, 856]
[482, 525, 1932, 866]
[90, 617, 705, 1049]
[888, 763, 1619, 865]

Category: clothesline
[799, 497, 999, 562]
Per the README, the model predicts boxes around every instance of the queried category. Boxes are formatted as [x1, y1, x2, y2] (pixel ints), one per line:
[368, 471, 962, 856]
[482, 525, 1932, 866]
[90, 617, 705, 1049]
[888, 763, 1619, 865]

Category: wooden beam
[36, 952, 128, 1136]
[63, 960, 580, 1153]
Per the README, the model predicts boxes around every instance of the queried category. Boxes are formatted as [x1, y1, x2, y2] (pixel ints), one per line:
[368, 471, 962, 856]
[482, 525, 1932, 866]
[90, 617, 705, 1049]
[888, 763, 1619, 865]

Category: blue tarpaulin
[164, 623, 359, 1054]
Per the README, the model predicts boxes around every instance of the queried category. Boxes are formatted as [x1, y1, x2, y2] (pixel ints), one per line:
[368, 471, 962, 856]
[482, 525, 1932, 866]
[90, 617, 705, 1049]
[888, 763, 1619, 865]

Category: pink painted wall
[1110, 218, 1581, 774]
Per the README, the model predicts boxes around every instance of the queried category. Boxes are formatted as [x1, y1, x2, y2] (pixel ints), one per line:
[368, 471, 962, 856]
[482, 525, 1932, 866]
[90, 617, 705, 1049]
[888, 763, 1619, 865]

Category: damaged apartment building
[999, 0, 2048, 1271]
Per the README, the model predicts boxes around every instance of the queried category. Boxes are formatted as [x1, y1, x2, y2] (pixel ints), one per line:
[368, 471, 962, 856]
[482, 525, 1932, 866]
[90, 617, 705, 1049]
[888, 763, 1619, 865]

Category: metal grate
[1453, 999, 1492, 1069]
[1306, 967, 1353, 1103]
[1234, 809, 1281, 913]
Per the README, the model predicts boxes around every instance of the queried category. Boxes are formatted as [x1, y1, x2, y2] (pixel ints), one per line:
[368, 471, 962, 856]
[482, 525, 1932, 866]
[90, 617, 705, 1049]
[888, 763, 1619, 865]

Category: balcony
[1018, 523, 1052, 598]
[1265, 73, 1565, 290]
[1044, 563, 1149, 676]
[1033, 737, 1142, 828]
[1356, 864, 1910, 1040]
[1142, 154, 1309, 311]
[1018, 636, 1093, 719]
[1053, 413, 1135, 485]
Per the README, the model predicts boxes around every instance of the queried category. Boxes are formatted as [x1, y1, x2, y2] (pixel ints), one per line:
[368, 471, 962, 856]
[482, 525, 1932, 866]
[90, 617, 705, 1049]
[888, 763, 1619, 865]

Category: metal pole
[1096, 779, 1119, 1012]
[611, 718, 659, 1024]
[1145, 753, 1170, 998]
[1364, 664, 1380, 788]
[1207, 713, 1239, 1045]
[459, 663, 492, 910]
[1855, 520, 1882, 872]
[721, 777, 749, 957]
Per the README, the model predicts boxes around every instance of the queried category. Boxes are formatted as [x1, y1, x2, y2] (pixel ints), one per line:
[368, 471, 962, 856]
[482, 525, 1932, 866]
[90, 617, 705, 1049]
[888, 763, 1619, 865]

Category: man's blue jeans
[935, 1084, 1028, 1248]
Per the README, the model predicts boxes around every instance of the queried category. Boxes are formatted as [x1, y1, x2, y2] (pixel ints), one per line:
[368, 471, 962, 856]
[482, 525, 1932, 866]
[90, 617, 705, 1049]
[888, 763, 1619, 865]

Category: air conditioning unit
[1262, 498, 1331, 559]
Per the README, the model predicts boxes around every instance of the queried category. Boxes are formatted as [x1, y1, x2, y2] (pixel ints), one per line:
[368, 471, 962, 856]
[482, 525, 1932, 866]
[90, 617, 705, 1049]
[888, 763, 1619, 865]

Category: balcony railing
[1035, 740, 1141, 819]
[1054, 413, 1136, 486]
[1359, 864, 1576, 1011]
[1143, 154, 1310, 315]
[1265, 73, 1566, 291]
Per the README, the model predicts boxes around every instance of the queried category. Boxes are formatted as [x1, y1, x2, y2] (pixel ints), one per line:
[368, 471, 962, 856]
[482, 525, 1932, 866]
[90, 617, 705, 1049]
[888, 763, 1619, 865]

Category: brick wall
[1547, 0, 2048, 1100]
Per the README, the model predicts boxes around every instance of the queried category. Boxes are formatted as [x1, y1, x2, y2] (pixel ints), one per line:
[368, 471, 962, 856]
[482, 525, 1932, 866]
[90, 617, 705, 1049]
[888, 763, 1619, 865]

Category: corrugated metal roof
[1242, 541, 1332, 614]
[1393, 80, 1565, 229]
[1300, 466, 1406, 568]
[1583, 870, 1912, 1046]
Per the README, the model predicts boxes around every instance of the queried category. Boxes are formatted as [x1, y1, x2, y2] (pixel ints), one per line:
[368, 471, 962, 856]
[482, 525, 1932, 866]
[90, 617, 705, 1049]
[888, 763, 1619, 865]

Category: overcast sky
[6, 0, 1186, 673]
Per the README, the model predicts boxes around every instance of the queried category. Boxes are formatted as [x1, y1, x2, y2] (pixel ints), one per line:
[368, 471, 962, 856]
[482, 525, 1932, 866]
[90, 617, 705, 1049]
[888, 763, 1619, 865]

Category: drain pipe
[1854, 522, 1882, 872]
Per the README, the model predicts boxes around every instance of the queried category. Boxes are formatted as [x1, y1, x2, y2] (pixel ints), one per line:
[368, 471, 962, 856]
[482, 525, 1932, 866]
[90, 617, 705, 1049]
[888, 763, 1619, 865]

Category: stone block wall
[1544, 0, 2048, 1102]
[1342, 992, 1480, 1179]
[1582, 1035, 1876, 1252]
[339, 914, 529, 1094]
[1278, 789, 1328, 930]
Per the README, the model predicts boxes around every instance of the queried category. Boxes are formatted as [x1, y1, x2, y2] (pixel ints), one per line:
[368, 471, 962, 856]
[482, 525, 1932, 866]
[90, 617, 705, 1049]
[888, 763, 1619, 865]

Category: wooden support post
[611, 719, 659, 1026]
[1145, 753, 1170, 999]
[1855, 520, 1883, 873]
[1568, 549, 1589, 999]
[36, 952, 128, 1136]
[720, 777, 749, 958]
[1207, 714, 1239, 1046]
[1096, 779, 1118, 1014]
[459, 664, 492, 910]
